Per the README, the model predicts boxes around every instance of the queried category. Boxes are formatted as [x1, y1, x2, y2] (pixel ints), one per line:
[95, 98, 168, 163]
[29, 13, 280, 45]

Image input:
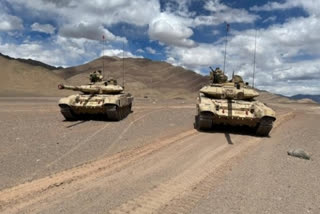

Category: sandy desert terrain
[0, 97, 319, 214]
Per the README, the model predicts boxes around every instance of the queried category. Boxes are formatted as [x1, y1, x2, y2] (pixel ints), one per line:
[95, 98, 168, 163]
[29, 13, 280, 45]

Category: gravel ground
[0, 97, 319, 214]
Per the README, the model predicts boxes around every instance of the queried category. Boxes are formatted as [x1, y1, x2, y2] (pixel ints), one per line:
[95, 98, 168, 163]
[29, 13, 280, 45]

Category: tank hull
[58, 93, 133, 121]
[195, 95, 276, 136]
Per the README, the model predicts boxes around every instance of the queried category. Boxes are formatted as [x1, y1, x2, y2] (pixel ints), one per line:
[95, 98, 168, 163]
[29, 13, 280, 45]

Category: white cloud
[136, 48, 144, 53]
[262, 16, 277, 23]
[31, 22, 55, 34]
[10, 0, 160, 26]
[7, 0, 159, 45]
[148, 12, 196, 48]
[0, 14, 23, 31]
[101, 49, 143, 58]
[166, 43, 223, 73]
[250, 1, 295, 12]
[146, 47, 156, 54]
[0, 35, 100, 67]
[194, 0, 259, 26]
[250, 0, 320, 16]
[166, 12, 320, 95]
[60, 23, 127, 43]
[163, 0, 195, 18]
[212, 30, 220, 35]
[0, 42, 66, 66]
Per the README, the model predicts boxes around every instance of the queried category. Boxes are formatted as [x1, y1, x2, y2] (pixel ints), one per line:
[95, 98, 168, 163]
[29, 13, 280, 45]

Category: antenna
[252, 28, 257, 88]
[102, 35, 106, 79]
[223, 23, 229, 74]
[122, 41, 125, 88]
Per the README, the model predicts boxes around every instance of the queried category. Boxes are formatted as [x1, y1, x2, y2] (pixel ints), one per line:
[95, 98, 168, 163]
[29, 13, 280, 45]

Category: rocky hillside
[290, 94, 320, 103]
[0, 54, 67, 96]
[0, 54, 208, 99]
[54, 57, 208, 99]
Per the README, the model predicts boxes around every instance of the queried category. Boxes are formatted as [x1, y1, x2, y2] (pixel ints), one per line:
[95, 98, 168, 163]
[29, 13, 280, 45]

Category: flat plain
[0, 97, 319, 214]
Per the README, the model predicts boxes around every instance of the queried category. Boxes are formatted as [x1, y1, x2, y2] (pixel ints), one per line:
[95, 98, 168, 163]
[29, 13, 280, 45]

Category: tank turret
[209, 67, 228, 83]
[200, 84, 259, 100]
[89, 70, 104, 83]
[203, 68, 258, 100]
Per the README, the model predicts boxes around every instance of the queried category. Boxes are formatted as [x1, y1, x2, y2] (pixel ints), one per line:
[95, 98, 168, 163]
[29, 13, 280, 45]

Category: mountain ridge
[1, 53, 316, 104]
[0, 54, 207, 99]
[0, 52, 63, 71]
[290, 94, 320, 103]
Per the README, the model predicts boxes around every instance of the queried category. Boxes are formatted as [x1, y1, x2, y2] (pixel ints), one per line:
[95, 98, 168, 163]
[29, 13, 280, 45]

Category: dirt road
[0, 98, 319, 213]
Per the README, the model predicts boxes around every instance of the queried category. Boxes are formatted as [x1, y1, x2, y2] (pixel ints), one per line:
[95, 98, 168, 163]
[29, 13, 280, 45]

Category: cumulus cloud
[231, 15, 320, 94]
[101, 49, 143, 58]
[41, 0, 73, 8]
[0, 35, 102, 67]
[146, 47, 156, 54]
[166, 43, 223, 72]
[166, 12, 320, 95]
[0, 14, 23, 31]
[136, 48, 144, 53]
[10, 0, 160, 26]
[0, 41, 67, 66]
[250, 0, 320, 16]
[31, 22, 55, 34]
[163, 0, 195, 18]
[60, 23, 127, 43]
[194, 0, 259, 26]
[149, 12, 196, 48]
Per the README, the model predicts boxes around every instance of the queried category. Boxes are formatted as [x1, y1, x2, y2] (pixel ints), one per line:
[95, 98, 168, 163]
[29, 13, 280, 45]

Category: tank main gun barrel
[58, 83, 123, 94]
[58, 84, 100, 93]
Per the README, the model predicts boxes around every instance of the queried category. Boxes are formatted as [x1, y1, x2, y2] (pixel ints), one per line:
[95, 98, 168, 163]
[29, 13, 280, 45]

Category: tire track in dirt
[0, 110, 294, 214]
[29, 108, 160, 180]
[105, 108, 168, 152]
[109, 137, 260, 214]
[109, 111, 295, 214]
[0, 130, 198, 213]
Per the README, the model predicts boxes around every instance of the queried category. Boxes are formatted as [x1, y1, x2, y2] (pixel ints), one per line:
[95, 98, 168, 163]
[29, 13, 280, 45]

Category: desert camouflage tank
[58, 70, 133, 121]
[195, 67, 276, 136]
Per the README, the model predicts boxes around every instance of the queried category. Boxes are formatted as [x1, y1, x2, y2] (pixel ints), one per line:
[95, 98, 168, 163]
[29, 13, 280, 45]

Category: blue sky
[0, 0, 319, 96]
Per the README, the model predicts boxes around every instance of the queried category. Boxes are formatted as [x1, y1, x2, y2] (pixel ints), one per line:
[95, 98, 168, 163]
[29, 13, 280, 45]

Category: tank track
[195, 114, 213, 131]
[256, 117, 273, 136]
[60, 106, 77, 121]
[107, 104, 132, 121]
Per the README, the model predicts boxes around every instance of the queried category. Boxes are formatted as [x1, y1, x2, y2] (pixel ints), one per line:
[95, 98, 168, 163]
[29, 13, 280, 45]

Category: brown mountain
[0, 53, 63, 71]
[0, 54, 302, 103]
[0, 55, 208, 99]
[0, 54, 67, 96]
[54, 57, 208, 99]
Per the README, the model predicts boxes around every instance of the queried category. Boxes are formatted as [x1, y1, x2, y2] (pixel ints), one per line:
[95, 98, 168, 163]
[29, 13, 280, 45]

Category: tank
[195, 67, 276, 136]
[58, 70, 133, 121]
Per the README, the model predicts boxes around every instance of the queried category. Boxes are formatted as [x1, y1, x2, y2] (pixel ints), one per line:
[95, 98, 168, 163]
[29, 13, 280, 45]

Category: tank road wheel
[106, 105, 131, 121]
[122, 105, 130, 118]
[256, 117, 274, 137]
[128, 103, 132, 112]
[195, 112, 213, 131]
[124, 105, 129, 117]
[105, 105, 120, 121]
[120, 107, 125, 119]
[109, 107, 122, 121]
[60, 105, 77, 121]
